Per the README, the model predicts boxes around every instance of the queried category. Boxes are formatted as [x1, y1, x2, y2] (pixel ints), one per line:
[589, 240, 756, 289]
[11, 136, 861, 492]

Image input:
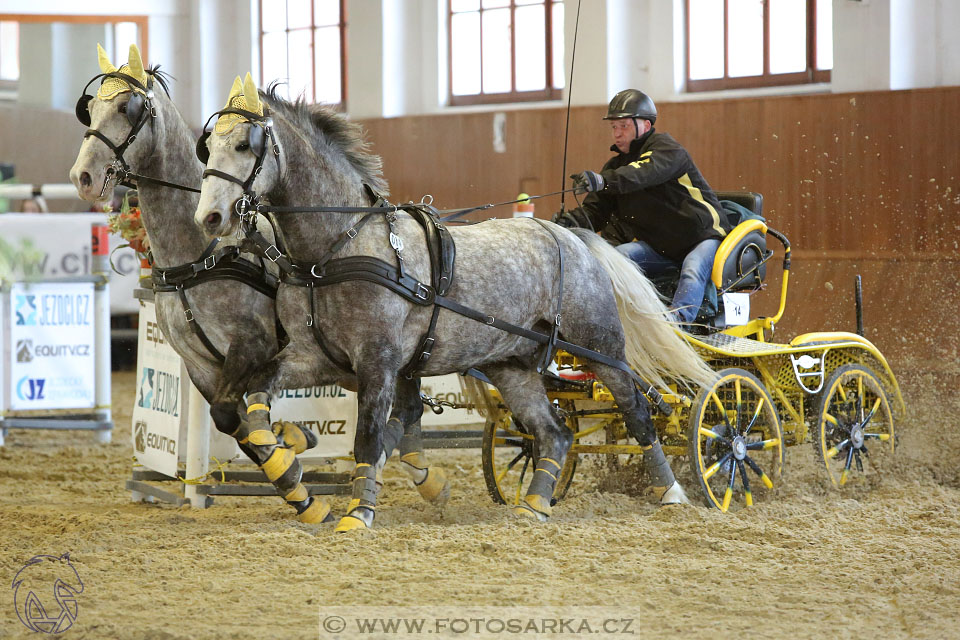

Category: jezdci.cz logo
[15, 292, 91, 327]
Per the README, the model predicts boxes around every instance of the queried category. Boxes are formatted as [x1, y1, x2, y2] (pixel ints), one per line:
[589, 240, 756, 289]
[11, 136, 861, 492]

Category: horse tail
[568, 228, 717, 392]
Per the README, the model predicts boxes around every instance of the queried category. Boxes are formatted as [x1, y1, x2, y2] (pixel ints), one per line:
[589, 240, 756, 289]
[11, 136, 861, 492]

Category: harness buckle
[415, 283, 430, 301]
[486, 316, 495, 325]
[184, 308, 194, 322]
[418, 337, 435, 360]
[555, 313, 562, 326]
[203, 254, 217, 270]
[264, 244, 283, 262]
[346, 227, 358, 239]
[306, 314, 313, 327]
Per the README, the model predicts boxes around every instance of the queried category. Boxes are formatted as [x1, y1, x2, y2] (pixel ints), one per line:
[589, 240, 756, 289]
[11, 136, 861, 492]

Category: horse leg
[239, 345, 337, 525]
[588, 362, 689, 506]
[389, 377, 450, 506]
[484, 363, 573, 521]
[334, 350, 400, 532]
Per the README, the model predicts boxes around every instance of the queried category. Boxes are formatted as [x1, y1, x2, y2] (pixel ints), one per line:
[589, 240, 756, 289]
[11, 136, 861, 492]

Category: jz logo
[134, 420, 147, 454]
[15, 295, 37, 326]
[137, 368, 155, 409]
[16, 377, 45, 401]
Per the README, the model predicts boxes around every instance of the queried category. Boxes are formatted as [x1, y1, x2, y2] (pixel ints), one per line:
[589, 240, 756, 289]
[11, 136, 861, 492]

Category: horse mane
[145, 65, 173, 96]
[260, 83, 388, 195]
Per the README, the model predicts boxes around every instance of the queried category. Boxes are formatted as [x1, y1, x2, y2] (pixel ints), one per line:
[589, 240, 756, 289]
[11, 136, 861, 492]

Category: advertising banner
[131, 302, 185, 477]
[9, 282, 95, 410]
[273, 384, 358, 459]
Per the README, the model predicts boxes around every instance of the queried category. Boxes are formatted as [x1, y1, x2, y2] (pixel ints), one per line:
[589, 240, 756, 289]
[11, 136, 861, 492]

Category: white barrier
[0, 224, 113, 446]
[129, 290, 486, 507]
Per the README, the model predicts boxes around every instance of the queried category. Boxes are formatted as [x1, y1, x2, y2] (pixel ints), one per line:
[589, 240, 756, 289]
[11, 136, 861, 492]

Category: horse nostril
[204, 211, 222, 230]
[80, 172, 92, 188]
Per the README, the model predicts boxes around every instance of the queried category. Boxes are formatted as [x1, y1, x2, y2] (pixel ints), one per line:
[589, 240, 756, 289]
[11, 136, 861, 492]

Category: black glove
[570, 170, 605, 194]
[551, 208, 589, 229]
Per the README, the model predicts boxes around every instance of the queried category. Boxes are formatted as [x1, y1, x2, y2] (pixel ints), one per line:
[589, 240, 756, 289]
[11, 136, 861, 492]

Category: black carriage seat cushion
[710, 192, 768, 292]
[714, 190, 763, 217]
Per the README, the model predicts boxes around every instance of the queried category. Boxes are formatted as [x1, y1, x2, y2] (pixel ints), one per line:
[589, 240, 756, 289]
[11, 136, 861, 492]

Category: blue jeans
[616, 238, 721, 324]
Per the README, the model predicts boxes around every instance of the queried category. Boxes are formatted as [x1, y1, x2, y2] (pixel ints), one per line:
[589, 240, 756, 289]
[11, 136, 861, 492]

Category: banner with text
[131, 302, 185, 477]
[9, 281, 96, 410]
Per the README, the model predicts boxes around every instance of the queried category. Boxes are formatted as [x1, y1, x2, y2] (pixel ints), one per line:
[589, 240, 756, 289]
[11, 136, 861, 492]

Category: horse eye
[235, 142, 250, 152]
[118, 103, 128, 114]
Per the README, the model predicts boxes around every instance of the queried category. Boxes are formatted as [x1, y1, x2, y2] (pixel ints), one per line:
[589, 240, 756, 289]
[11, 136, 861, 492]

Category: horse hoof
[297, 498, 333, 524]
[416, 468, 450, 506]
[273, 421, 318, 454]
[512, 504, 548, 522]
[335, 514, 368, 532]
[656, 481, 691, 506]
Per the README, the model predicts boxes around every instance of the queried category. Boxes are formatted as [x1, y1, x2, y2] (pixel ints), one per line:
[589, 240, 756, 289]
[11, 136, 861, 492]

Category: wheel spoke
[710, 392, 732, 429]
[737, 460, 753, 507]
[840, 446, 855, 486]
[860, 397, 881, 428]
[743, 455, 774, 489]
[742, 396, 766, 434]
[721, 458, 736, 512]
[699, 426, 727, 441]
[863, 432, 891, 441]
[497, 437, 529, 448]
[745, 437, 781, 451]
[825, 439, 850, 459]
[734, 379, 743, 434]
[854, 449, 864, 473]
[823, 412, 839, 426]
[495, 450, 529, 484]
[703, 452, 732, 481]
[501, 427, 534, 440]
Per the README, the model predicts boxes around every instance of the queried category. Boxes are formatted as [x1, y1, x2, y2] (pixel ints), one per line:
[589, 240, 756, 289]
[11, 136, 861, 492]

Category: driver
[554, 89, 732, 325]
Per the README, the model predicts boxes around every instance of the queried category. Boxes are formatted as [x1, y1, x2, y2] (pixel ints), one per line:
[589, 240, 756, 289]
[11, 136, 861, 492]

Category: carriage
[480, 191, 905, 512]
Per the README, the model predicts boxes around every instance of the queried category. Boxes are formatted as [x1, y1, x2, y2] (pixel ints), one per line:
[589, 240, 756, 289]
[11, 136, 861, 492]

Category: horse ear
[127, 44, 148, 85]
[243, 72, 261, 115]
[97, 43, 117, 73]
[224, 75, 243, 108]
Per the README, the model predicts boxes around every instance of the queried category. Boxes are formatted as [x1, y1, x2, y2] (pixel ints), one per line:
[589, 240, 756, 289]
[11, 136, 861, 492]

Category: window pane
[287, 28, 313, 100]
[262, 0, 287, 32]
[515, 4, 545, 91]
[114, 22, 139, 62]
[262, 32, 288, 87]
[552, 1, 564, 89]
[769, 0, 806, 74]
[481, 8, 511, 93]
[688, 0, 724, 80]
[727, 0, 762, 77]
[0, 22, 18, 81]
[451, 0, 479, 12]
[816, 0, 833, 70]
[287, 0, 313, 29]
[481, 0, 511, 7]
[314, 0, 340, 26]
[314, 26, 341, 103]
[451, 12, 481, 95]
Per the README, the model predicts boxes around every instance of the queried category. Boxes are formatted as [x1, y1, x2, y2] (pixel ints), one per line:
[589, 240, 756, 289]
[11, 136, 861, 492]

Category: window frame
[447, 0, 563, 107]
[0, 14, 149, 91]
[258, 0, 347, 107]
[684, 0, 830, 93]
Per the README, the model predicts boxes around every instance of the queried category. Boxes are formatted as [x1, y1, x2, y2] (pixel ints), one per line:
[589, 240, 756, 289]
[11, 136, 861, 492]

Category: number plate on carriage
[723, 292, 750, 326]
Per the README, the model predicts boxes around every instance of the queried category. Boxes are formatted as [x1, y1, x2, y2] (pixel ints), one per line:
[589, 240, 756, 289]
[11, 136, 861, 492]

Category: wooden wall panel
[361, 87, 960, 369]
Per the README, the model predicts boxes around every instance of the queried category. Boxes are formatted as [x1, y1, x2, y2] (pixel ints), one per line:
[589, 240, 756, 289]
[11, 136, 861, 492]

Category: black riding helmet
[604, 89, 657, 124]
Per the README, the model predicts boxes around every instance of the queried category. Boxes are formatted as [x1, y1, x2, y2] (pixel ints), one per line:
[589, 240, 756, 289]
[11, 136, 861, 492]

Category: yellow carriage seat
[711, 191, 770, 293]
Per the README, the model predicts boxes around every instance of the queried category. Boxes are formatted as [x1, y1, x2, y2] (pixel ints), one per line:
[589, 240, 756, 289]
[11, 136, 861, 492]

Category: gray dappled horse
[194, 78, 717, 531]
[69, 49, 446, 524]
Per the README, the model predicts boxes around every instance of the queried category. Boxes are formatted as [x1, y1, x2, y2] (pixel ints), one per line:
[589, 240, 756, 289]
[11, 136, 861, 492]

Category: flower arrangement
[107, 190, 150, 256]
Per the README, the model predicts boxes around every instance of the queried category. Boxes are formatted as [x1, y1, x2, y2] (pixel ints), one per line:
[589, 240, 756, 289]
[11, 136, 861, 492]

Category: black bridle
[75, 71, 200, 195]
[196, 107, 280, 225]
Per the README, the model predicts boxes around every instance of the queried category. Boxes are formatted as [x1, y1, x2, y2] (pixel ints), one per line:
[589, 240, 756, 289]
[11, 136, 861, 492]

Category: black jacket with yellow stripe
[572, 129, 731, 262]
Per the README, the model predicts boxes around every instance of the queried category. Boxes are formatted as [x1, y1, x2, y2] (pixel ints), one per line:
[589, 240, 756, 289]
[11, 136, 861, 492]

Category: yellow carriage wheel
[812, 364, 895, 488]
[481, 407, 578, 506]
[688, 368, 784, 512]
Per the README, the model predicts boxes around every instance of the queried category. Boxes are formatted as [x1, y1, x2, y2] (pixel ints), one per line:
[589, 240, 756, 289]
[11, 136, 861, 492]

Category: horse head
[69, 43, 173, 204]
[194, 73, 282, 238]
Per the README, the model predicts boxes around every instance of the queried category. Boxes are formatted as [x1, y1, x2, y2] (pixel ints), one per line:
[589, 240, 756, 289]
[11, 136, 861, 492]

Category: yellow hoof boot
[297, 498, 333, 524]
[416, 468, 450, 505]
[335, 514, 369, 532]
[512, 495, 551, 521]
[272, 421, 317, 454]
